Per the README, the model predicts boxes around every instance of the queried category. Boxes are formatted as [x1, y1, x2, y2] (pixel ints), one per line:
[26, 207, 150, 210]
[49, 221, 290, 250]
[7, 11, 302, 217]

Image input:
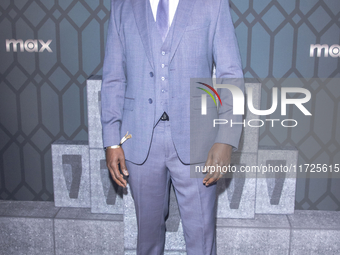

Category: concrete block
[0, 200, 12, 215]
[216, 214, 290, 255]
[288, 210, 340, 254]
[164, 252, 187, 255]
[217, 213, 290, 229]
[0, 217, 54, 255]
[0, 201, 57, 255]
[55, 207, 124, 255]
[51, 141, 90, 208]
[0, 200, 60, 218]
[124, 250, 136, 255]
[125, 251, 186, 255]
[90, 149, 125, 214]
[288, 210, 340, 229]
[216, 152, 257, 219]
[87, 76, 103, 149]
[55, 207, 123, 221]
[290, 229, 340, 255]
[256, 146, 298, 214]
[237, 81, 261, 153]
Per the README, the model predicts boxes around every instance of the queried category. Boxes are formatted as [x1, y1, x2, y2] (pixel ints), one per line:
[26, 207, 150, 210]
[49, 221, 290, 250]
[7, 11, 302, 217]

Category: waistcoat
[147, 2, 177, 122]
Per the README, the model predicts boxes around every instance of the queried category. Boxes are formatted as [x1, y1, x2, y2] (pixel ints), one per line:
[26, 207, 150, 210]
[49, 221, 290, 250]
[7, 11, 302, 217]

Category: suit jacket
[101, 0, 244, 165]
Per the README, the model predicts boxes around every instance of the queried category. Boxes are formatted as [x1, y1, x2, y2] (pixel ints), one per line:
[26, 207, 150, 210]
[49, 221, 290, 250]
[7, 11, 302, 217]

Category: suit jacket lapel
[131, 0, 197, 68]
[169, 0, 197, 63]
[131, 0, 154, 70]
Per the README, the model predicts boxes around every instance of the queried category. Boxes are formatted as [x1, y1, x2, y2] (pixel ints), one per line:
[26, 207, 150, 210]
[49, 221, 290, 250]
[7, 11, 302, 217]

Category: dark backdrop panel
[0, 0, 110, 201]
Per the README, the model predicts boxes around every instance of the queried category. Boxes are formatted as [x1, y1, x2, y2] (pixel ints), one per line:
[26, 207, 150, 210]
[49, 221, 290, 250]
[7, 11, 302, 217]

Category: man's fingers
[106, 148, 128, 187]
[203, 170, 214, 183]
[203, 143, 232, 186]
[202, 157, 213, 183]
[119, 155, 129, 176]
[203, 164, 217, 185]
[203, 160, 226, 186]
[108, 168, 126, 187]
[204, 171, 220, 186]
[106, 158, 126, 188]
[203, 174, 209, 182]
[108, 165, 126, 187]
[112, 162, 127, 187]
[203, 156, 219, 184]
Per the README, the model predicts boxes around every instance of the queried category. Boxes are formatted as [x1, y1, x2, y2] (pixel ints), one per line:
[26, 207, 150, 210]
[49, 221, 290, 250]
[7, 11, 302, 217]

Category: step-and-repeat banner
[0, 0, 339, 211]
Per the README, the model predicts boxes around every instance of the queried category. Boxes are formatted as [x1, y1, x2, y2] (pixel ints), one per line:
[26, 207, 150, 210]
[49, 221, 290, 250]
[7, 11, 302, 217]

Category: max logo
[6, 39, 53, 52]
[310, 44, 340, 58]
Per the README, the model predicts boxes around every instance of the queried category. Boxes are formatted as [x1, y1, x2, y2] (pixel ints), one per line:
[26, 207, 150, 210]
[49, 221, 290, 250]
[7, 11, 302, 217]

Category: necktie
[156, 0, 169, 42]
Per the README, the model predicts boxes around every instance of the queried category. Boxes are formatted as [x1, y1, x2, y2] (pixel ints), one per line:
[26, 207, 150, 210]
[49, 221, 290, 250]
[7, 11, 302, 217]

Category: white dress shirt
[149, 0, 179, 26]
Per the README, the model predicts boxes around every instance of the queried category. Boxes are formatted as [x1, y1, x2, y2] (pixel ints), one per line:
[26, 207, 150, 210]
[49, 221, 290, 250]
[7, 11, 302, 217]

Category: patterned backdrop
[0, 0, 339, 210]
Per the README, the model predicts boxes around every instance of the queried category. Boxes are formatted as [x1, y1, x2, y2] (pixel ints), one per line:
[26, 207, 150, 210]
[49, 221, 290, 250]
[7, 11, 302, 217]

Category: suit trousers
[126, 120, 217, 255]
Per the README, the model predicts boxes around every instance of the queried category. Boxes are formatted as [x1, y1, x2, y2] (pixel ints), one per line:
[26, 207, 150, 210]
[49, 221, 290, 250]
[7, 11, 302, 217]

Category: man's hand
[203, 143, 232, 186]
[106, 147, 129, 188]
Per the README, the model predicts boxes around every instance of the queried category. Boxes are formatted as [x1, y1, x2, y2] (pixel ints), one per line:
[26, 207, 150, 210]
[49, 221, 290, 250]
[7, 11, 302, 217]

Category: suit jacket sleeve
[212, 0, 245, 151]
[101, 0, 126, 148]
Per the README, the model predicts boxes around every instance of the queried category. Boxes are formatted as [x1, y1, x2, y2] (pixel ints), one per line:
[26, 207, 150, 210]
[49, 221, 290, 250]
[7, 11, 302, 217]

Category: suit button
[149, 72, 154, 77]
[148, 98, 153, 104]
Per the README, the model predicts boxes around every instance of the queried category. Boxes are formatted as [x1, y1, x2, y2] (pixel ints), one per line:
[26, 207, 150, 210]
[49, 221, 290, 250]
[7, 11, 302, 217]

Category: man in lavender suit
[101, 0, 244, 254]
